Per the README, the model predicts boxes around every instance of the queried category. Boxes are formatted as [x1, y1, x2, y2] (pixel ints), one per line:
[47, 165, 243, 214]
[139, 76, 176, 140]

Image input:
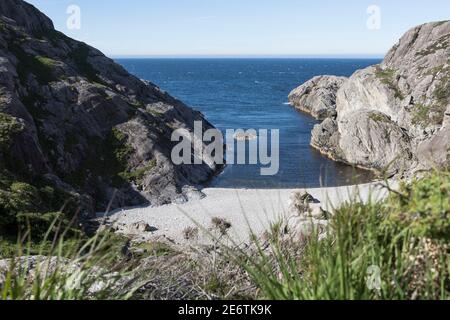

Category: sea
[116, 58, 381, 189]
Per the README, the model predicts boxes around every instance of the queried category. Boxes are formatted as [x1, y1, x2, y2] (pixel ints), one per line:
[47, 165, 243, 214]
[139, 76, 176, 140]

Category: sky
[26, 0, 450, 58]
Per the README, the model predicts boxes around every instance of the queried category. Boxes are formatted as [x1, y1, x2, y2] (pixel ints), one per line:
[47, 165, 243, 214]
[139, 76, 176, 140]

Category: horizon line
[109, 54, 385, 59]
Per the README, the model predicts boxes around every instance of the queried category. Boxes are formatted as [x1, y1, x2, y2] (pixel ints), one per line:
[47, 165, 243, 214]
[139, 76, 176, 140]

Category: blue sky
[27, 0, 450, 57]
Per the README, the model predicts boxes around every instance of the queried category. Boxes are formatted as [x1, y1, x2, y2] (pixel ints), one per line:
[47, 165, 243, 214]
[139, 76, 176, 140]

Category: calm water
[116, 58, 380, 188]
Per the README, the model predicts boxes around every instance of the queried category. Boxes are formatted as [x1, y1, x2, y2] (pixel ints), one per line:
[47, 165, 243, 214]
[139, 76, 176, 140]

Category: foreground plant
[229, 171, 449, 300]
[0, 218, 144, 300]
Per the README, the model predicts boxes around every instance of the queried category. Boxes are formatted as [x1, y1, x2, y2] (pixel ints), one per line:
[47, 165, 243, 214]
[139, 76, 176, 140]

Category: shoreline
[101, 182, 392, 246]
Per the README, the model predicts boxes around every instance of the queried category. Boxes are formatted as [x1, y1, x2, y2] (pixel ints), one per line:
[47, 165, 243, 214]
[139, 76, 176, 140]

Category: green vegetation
[6, 42, 57, 85]
[0, 113, 24, 147]
[411, 62, 450, 127]
[69, 43, 103, 84]
[374, 67, 404, 100]
[35, 56, 59, 68]
[231, 170, 449, 300]
[0, 227, 142, 300]
[412, 103, 447, 127]
[412, 103, 431, 126]
[413, 61, 448, 126]
[147, 109, 164, 118]
[64, 128, 132, 189]
[416, 34, 450, 57]
[133, 241, 176, 258]
[66, 127, 157, 191]
[64, 127, 155, 193]
[388, 173, 450, 241]
[1, 170, 448, 300]
[119, 159, 157, 185]
[369, 112, 391, 124]
[0, 171, 81, 240]
[433, 62, 450, 110]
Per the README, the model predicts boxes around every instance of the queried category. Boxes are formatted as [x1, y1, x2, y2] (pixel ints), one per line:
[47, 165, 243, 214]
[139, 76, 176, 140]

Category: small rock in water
[233, 132, 257, 141]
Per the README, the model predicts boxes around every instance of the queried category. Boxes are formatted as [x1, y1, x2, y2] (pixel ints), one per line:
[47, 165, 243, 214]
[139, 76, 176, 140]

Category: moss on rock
[375, 67, 405, 100]
[0, 112, 24, 147]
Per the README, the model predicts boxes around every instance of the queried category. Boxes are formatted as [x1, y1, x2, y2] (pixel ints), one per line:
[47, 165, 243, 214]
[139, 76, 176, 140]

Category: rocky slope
[0, 0, 222, 233]
[301, 21, 450, 176]
[288, 76, 347, 120]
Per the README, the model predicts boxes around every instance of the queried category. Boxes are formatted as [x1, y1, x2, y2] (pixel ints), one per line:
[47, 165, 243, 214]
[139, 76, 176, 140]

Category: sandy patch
[100, 182, 393, 245]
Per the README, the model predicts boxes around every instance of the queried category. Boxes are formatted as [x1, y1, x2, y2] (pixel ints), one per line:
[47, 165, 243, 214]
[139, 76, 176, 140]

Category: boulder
[294, 21, 450, 176]
[288, 190, 320, 214]
[285, 216, 328, 241]
[288, 76, 347, 120]
[121, 221, 155, 235]
[0, 0, 224, 220]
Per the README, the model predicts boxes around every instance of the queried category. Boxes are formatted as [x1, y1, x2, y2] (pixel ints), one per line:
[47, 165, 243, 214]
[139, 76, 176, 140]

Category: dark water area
[116, 58, 381, 188]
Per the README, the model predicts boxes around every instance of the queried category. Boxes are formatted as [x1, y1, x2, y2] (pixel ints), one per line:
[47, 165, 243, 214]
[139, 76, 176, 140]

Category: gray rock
[337, 111, 412, 175]
[295, 21, 450, 176]
[311, 118, 344, 161]
[0, 1, 224, 217]
[120, 221, 155, 235]
[285, 216, 328, 241]
[288, 76, 347, 120]
[0, 0, 54, 34]
[288, 190, 320, 215]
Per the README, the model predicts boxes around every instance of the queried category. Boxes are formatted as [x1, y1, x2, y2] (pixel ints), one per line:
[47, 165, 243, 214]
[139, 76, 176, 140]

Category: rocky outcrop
[0, 0, 223, 232]
[306, 21, 450, 176]
[288, 76, 347, 120]
[283, 191, 329, 242]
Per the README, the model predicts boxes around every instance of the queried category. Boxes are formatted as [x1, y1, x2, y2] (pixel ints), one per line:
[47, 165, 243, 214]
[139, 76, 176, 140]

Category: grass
[35, 56, 59, 68]
[0, 218, 144, 300]
[369, 112, 392, 124]
[412, 103, 447, 127]
[0, 168, 81, 240]
[227, 170, 449, 300]
[1, 164, 449, 300]
[375, 67, 405, 100]
[0, 113, 24, 147]
[119, 159, 157, 185]
[6, 42, 57, 85]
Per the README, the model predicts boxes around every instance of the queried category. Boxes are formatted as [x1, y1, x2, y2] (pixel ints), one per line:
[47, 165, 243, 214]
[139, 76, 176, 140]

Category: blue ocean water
[116, 58, 381, 188]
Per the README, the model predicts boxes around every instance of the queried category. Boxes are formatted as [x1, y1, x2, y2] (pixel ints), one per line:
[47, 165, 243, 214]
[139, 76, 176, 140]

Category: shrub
[0, 226, 142, 300]
[387, 172, 450, 241]
[231, 171, 449, 300]
[0, 171, 80, 239]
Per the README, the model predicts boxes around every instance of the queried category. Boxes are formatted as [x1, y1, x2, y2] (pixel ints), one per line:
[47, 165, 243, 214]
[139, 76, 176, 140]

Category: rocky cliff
[297, 21, 450, 176]
[288, 76, 347, 120]
[0, 0, 222, 233]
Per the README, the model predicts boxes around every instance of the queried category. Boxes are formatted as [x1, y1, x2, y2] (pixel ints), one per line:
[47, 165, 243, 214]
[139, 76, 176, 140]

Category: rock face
[0, 0, 222, 225]
[288, 76, 347, 120]
[308, 21, 450, 176]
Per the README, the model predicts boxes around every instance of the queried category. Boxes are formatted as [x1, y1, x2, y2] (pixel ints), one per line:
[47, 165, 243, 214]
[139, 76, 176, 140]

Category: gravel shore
[100, 182, 392, 245]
